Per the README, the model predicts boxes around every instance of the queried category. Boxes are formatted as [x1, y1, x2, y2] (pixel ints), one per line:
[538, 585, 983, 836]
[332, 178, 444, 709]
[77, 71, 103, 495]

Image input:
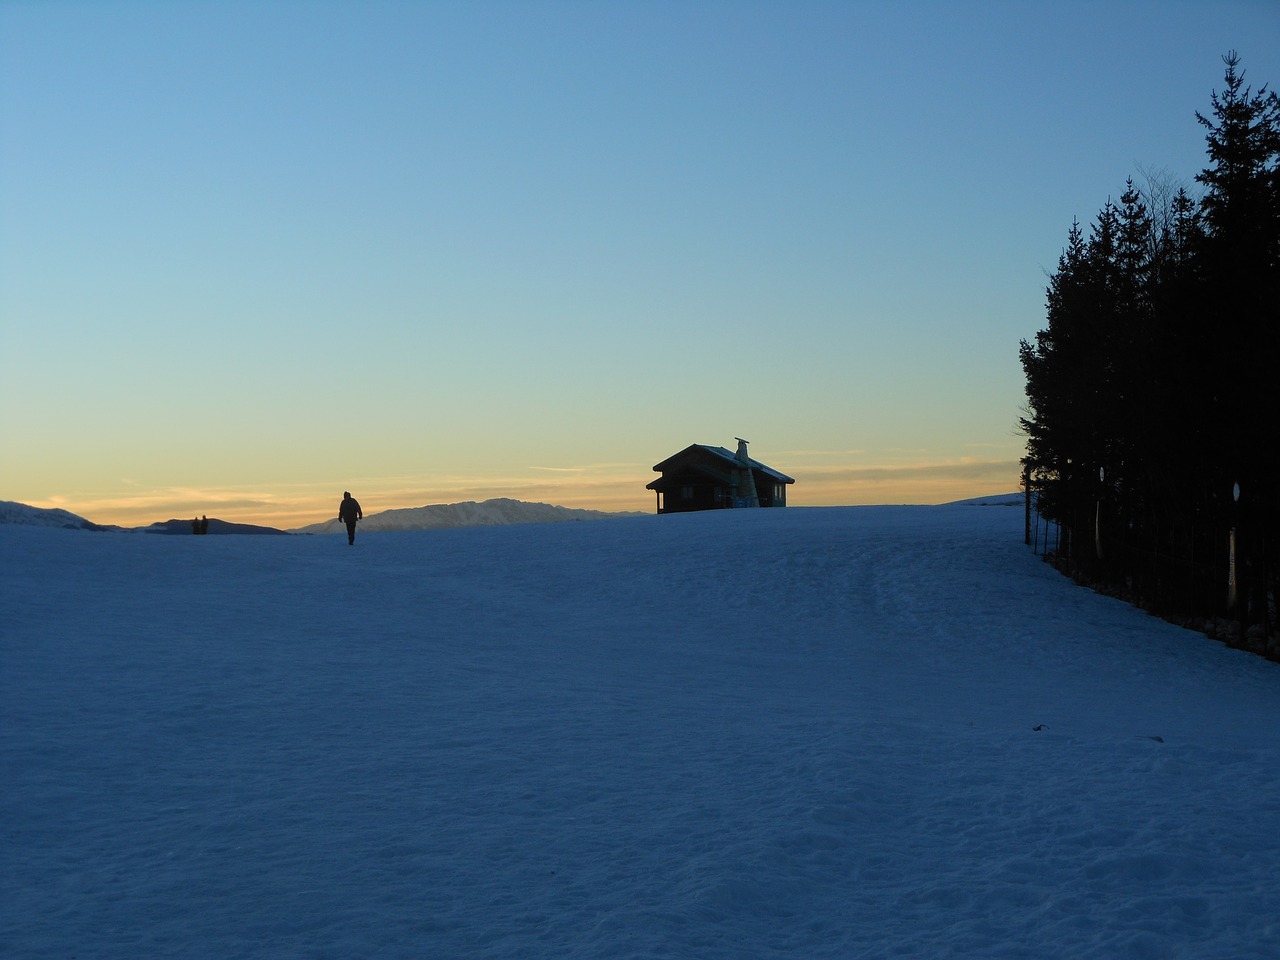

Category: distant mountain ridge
[0, 501, 289, 534]
[291, 497, 645, 534]
[951, 493, 1024, 507]
[0, 498, 643, 534]
[2, 495, 1024, 536]
[0, 500, 105, 530]
[142, 518, 291, 536]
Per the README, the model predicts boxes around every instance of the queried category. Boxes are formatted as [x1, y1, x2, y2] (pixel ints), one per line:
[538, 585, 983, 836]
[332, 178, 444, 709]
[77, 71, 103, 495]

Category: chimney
[733, 438, 759, 507]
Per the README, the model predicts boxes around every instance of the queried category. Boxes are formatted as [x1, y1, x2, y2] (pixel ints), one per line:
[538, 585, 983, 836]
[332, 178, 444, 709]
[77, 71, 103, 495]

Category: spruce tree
[1193, 52, 1279, 627]
[1022, 54, 1277, 637]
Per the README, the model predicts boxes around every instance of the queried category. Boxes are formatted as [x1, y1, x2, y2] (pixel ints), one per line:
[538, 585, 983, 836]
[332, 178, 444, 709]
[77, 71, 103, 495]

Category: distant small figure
[192, 516, 201, 535]
[338, 491, 362, 545]
[200, 515, 209, 535]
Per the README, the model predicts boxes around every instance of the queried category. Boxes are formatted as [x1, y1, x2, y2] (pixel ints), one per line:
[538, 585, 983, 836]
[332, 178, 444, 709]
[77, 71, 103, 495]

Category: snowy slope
[291, 496, 643, 535]
[3, 505, 1278, 959]
[0, 499, 101, 530]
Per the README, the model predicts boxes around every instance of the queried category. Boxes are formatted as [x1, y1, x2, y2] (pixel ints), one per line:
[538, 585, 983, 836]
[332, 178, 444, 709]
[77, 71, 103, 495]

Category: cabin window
[682, 486, 694, 500]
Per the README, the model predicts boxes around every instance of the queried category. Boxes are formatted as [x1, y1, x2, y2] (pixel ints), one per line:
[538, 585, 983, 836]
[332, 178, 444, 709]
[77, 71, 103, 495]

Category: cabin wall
[757, 475, 788, 507]
[658, 478, 731, 513]
[655, 475, 790, 512]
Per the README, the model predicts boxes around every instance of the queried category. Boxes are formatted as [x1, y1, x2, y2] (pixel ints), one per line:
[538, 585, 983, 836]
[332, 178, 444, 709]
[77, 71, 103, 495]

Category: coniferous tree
[1020, 222, 1088, 545]
[1108, 181, 1155, 538]
[1022, 54, 1278, 642]
[1193, 52, 1280, 626]
[1023, 202, 1142, 562]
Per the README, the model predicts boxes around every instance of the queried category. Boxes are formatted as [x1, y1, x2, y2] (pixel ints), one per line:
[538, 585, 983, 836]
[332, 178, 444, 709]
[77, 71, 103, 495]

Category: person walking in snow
[338, 491, 362, 545]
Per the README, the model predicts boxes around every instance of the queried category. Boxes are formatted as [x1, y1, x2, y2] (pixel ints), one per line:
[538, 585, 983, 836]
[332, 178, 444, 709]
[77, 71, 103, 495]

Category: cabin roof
[648, 443, 796, 488]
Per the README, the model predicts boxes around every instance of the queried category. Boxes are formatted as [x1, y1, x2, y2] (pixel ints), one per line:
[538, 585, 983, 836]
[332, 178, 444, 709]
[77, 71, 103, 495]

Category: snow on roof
[651, 443, 795, 483]
[695, 444, 796, 483]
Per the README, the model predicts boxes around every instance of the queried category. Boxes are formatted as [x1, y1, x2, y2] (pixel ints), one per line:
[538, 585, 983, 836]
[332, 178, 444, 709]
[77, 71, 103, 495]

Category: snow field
[3, 505, 1279, 958]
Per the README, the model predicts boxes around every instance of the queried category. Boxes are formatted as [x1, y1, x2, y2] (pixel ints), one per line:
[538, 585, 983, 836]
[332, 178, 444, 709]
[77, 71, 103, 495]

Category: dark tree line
[1020, 53, 1279, 656]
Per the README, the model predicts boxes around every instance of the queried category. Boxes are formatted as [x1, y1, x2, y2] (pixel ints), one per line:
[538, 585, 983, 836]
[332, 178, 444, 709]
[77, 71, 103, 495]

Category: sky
[2, 1, 1278, 529]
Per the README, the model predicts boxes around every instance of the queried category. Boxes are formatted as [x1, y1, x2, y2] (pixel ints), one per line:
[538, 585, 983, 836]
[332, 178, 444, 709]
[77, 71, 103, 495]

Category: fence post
[1095, 467, 1105, 561]
[1024, 465, 1032, 546]
[1228, 481, 1240, 618]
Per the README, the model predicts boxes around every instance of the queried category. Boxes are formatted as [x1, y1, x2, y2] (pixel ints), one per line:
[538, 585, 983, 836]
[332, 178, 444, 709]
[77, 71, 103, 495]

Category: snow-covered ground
[3, 504, 1278, 958]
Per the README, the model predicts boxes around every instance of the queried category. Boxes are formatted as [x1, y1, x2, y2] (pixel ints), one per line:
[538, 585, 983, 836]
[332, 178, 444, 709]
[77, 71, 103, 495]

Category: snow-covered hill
[291, 496, 644, 534]
[0, 499, 102, 530]
[3, 503, 1278, 959]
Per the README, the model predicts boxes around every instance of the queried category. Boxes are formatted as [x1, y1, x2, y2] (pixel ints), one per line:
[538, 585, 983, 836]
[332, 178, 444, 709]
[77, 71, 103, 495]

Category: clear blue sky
[3, 0, 1277, 526]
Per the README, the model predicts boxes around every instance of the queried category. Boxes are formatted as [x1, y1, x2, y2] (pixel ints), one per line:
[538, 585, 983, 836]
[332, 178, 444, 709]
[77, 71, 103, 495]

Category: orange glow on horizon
[21, 458, 1022, 530]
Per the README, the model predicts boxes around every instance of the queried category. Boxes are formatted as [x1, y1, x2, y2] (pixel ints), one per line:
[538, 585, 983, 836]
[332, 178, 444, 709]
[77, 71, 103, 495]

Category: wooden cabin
[647, 439, 795, 514]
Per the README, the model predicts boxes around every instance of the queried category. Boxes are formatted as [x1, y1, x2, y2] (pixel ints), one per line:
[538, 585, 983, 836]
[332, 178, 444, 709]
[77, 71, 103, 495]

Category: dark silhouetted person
[339, 491, 362, 545]
[200, 515, 209, 535]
